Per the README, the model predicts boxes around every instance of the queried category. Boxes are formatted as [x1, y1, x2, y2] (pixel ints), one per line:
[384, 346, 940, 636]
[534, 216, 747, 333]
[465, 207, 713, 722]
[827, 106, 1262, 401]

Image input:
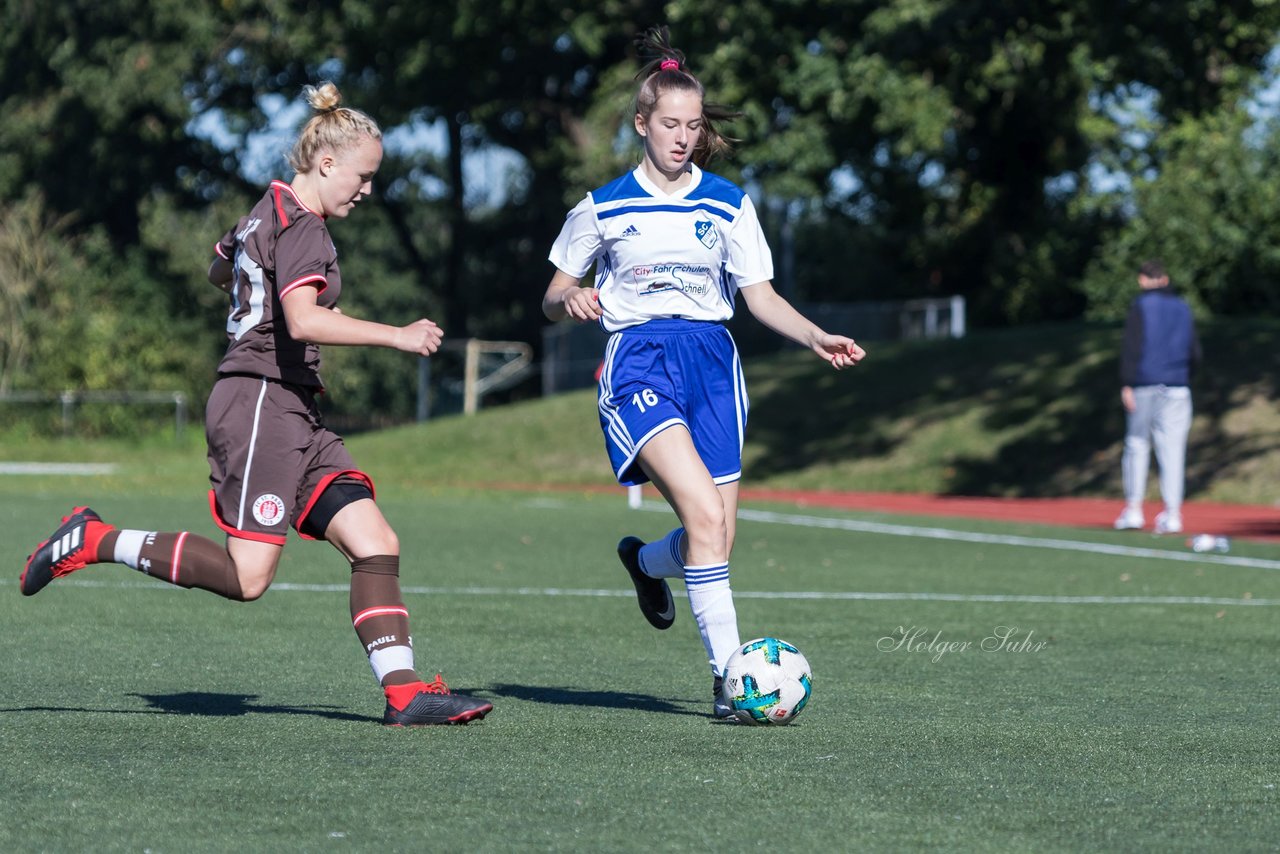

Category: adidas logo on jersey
[620, 224, 640, 238]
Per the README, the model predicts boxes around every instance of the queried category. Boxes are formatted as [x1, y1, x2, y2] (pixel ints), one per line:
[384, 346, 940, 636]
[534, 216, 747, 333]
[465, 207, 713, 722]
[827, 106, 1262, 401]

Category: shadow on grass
[742, 324, 1124, 494]
[483, 682, 707, 718]
[132, 691, 378, 722]
[743, 319, 1280, 499]
[0, 692, 377, 724]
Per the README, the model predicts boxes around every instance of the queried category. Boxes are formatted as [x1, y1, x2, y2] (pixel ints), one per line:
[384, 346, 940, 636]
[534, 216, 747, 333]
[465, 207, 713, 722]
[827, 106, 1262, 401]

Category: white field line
[704, 505, 1280, 572]
[300, 585, 1280, 607]
[7, 578, 1276, 608]
[6, 498, 1277, 607]
[0, 462, 119, 475]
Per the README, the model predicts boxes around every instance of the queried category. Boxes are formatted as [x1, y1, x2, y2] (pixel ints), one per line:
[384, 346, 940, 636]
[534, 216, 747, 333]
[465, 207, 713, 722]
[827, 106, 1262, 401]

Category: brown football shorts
[205, 375, 373, 544]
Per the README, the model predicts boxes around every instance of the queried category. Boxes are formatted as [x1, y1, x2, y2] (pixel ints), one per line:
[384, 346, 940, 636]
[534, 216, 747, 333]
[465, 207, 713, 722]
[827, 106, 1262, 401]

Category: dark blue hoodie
[1120, 287, 1201, 387]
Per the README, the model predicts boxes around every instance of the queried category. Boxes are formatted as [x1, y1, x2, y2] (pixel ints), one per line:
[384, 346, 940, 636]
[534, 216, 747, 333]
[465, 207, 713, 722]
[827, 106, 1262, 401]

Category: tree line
[3, 0, 1279, 430]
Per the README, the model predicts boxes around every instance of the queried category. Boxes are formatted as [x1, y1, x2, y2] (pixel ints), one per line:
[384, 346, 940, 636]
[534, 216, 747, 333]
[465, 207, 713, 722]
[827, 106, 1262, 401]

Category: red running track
[736, 489, 1280, 543]
[493, 481, 1280, 543]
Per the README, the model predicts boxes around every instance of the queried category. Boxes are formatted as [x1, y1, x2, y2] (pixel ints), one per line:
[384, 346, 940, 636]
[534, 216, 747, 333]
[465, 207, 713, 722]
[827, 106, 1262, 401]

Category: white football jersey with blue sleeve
[548, 165, 774, 332]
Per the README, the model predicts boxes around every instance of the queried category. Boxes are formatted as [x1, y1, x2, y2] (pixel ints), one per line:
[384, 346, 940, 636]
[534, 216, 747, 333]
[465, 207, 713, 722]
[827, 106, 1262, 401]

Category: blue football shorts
[597, 319, 749, 487]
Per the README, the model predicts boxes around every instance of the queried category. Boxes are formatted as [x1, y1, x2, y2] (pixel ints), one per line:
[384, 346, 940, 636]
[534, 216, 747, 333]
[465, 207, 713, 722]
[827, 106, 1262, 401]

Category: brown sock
[98, 530, 244, 601]
[350, 555, 418, 687]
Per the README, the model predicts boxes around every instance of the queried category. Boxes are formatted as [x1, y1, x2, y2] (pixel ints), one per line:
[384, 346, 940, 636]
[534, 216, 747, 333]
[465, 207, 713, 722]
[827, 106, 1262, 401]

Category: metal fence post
[463, 338, 481, 415]
[950, 294, 966, 338]
[60, 391, 75, 436]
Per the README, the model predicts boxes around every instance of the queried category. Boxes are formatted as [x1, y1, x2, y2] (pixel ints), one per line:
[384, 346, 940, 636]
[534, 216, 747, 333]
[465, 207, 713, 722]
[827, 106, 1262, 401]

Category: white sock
[684, 563, 739, 676]
[639, 527, 685, 579]
[112, 529, 154, 570]
[368, 644, 415, 684]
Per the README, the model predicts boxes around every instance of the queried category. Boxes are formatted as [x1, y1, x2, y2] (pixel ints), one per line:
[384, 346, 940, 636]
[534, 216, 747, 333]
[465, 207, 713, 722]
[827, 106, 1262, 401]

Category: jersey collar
[270, 179, 324, 220]
[632, 163, 703, 200]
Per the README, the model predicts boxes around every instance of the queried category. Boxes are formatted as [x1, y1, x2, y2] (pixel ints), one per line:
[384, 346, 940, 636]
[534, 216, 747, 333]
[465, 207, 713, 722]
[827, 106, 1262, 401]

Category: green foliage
[5, 0, 1280, 435]
[1082, 105, 1280, 320]
[0, 0, 237, 244]
[277, 0, 672, 338]
[665, 0, 1280, 322]
[0, 190, 229, 435]
[0, 191, 80, 392]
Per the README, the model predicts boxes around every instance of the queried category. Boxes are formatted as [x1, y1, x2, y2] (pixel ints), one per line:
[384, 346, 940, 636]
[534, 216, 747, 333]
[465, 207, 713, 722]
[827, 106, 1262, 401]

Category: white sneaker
[1154, 511, 1183, 534]
[1114, 508, 1145, 530]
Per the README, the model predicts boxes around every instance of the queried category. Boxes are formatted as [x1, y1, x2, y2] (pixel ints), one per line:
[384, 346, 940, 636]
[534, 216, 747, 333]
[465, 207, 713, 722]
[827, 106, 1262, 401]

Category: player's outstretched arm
[543, 269, 602, 323]
[740, 280, 866, 370]
[280, 286, 443, 356]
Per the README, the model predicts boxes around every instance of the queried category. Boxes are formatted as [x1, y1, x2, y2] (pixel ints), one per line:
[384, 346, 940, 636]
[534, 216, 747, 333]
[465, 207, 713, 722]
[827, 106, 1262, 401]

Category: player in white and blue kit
[543, 27, 866, 717]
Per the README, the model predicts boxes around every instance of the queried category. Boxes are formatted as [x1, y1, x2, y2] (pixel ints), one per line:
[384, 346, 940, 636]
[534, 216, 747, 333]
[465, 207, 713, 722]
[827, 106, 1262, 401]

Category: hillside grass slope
[350, 318, 1279, 506]
[2, 320, 1274, 506]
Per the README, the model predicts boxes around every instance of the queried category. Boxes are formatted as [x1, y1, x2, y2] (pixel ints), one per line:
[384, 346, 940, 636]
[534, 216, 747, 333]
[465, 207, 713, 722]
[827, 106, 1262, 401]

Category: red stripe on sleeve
[279, 274, 328, 298]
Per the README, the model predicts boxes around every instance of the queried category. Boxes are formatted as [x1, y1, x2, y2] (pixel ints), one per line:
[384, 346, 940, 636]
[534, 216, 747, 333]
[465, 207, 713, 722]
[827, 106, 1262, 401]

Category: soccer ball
[720, 637, 812, 725]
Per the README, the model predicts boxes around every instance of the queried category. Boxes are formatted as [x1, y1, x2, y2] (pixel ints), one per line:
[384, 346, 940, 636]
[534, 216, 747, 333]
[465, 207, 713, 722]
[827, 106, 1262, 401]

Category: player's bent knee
[374, 528, 400, 556]
[324, 503, 400, 559]
[343, 517, 399, 558]
[684, 497, 728, 535]
[228, 563, 276, 601]
[682, 513, 729, 558]
[237, 581, 271, 602]
[225, 538, 282, 602]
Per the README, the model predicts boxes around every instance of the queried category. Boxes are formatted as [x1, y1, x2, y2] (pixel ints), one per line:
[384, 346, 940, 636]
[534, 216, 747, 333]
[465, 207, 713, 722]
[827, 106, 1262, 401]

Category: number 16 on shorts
[600, 383, 684, 486]
[632, 388, 660, 412]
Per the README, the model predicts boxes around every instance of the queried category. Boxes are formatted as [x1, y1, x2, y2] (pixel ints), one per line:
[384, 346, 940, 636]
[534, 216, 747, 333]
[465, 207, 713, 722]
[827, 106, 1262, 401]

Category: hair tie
[660, 59, 680, 71]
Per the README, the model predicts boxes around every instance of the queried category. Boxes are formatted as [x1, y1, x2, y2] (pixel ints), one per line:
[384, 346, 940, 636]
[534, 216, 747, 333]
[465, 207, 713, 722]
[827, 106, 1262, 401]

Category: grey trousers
[1122, 385, 1192, 513]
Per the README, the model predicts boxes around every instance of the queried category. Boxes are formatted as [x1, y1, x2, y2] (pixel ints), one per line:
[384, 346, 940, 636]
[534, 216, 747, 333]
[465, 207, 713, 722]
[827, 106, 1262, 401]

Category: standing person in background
[21, 82, 492, 727]
[1114, 259, 1201, 535]
[542, 26, 865, 718]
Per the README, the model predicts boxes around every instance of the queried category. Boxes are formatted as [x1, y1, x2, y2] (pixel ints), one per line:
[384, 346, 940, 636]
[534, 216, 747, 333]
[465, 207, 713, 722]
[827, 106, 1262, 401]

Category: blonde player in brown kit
[20, 82, 492, 727]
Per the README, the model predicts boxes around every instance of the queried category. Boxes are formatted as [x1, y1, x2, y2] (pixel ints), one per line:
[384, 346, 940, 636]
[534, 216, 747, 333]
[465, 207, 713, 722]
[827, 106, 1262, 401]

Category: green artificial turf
[2, 486, 1277, 852]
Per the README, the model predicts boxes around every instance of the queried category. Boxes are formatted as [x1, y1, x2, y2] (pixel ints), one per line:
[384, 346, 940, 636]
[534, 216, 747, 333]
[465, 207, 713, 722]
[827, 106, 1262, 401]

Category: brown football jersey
[213, 181, 343, 387]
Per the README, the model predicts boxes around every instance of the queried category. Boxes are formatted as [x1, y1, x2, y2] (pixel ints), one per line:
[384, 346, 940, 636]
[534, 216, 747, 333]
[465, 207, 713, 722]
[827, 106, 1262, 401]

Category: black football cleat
[21, 506, 110, 596]
[617, 536, 675, 630]
[383, 675, 493, 726]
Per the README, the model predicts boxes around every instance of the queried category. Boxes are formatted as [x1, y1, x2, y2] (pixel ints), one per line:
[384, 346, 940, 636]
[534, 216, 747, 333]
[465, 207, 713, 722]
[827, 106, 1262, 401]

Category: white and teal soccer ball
[720, 637, 812, 725]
